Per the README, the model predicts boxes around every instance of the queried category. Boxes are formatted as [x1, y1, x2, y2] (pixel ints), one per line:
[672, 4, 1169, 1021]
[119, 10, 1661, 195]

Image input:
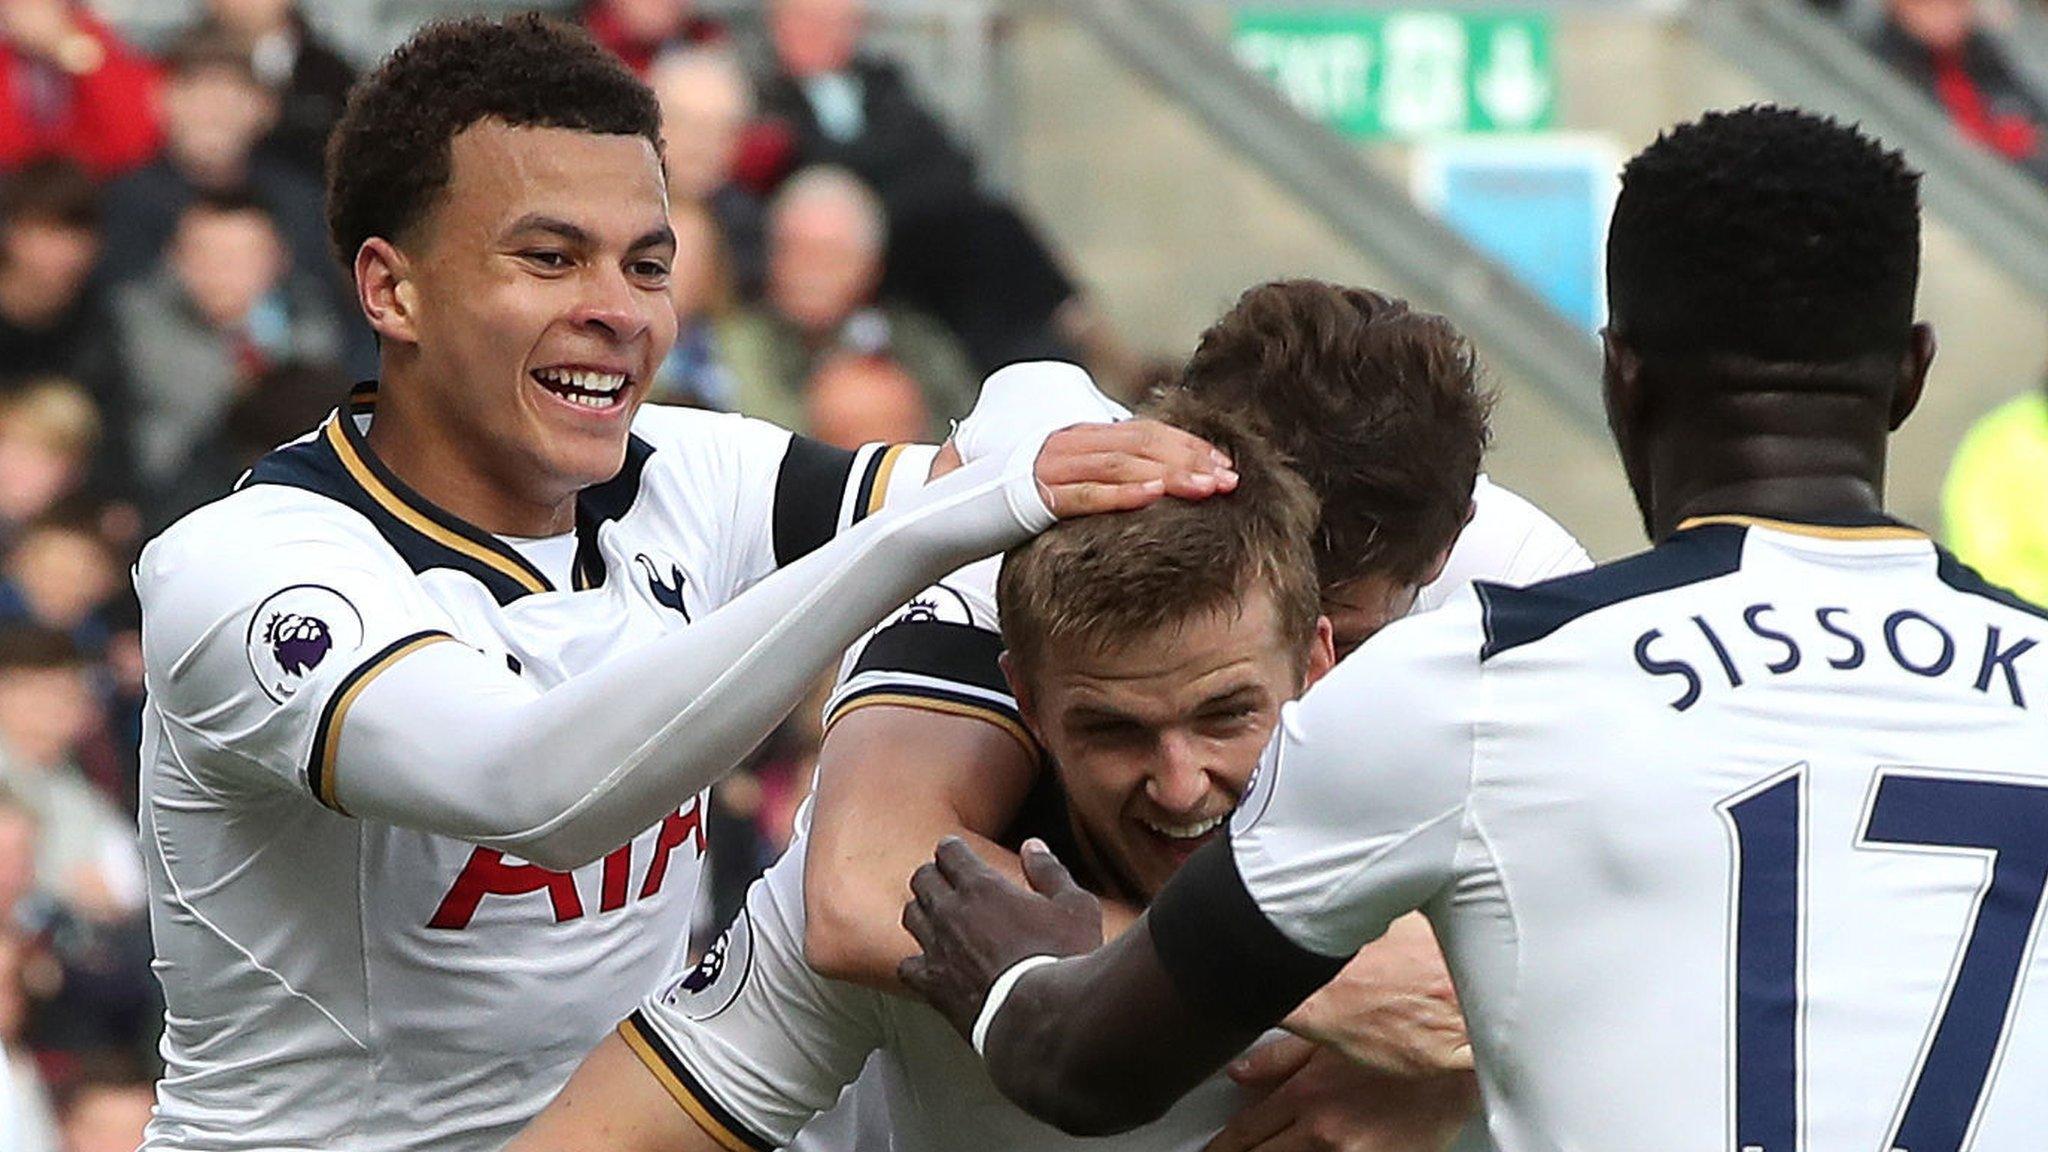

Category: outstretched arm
[146, 419, 1232, 871]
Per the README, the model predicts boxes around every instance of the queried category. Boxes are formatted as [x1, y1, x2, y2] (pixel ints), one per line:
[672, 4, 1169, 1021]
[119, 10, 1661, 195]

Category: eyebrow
[503, 215, 675, 252]
[1198, 686, 1266, 712]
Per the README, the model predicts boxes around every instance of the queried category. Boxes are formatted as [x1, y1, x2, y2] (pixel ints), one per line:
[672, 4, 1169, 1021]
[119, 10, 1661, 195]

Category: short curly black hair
[1607, 105, 1921, 365]
[325, 14, 662, 269]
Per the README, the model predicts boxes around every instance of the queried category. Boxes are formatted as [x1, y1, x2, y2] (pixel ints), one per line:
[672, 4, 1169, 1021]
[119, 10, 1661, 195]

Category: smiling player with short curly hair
[134, 15, 1230, 1152]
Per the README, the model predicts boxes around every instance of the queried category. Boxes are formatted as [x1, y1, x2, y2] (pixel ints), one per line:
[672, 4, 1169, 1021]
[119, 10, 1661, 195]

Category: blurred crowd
[0, 0, 2044, 1145]
[0, 0, 1140, 1146]
[1843, 0, 2048, 606]
[1854, 0, 2048, 181]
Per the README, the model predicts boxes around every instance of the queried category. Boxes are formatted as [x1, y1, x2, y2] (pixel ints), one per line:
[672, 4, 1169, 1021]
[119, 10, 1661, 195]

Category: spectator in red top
[580, 0, 725, 77]
[1870, 0, 2048, 182]
[0, 0, 160, 179]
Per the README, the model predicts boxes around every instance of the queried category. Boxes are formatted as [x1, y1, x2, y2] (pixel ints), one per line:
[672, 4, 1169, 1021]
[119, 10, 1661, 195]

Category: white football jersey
[624, 814, 1261, 1152]
[1152, 516, 2048, 1152]
[136, 387, 921, 1152]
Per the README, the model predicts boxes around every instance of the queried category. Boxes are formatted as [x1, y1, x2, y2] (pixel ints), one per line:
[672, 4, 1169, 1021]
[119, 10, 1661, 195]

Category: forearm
[810, 835, 1143, 993]
[982, 931, 1263, 1136]
[338, 451, 1049, 868]
[803, 708, 1142, 990]
[1282, 912, 1474, 1076]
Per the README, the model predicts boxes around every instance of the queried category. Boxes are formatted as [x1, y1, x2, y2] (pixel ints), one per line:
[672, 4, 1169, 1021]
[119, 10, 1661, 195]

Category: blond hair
[997, 394, 1321, 680]
[0, 378, 99, 458]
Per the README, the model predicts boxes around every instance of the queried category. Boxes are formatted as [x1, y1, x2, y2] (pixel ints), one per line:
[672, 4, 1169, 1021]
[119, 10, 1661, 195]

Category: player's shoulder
[1931, 542, 2048, 628]
[627, 402, 791, 462]
[826, 557, 1015, 738]
[1473, 521, 1750, 662]
[1468, 475, 1576, 546]
[879, 557, 1001, 632]
[141, 484, 389, 580]
[1461, 477, 1592, 577]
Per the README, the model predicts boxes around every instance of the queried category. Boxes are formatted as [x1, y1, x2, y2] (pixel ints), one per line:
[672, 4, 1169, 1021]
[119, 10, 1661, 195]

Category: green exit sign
[1232, 10, 1557, 138]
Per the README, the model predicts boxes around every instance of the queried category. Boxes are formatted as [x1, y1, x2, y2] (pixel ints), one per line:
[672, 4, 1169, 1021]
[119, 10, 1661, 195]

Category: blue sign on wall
[1414, 138, 1621, 334]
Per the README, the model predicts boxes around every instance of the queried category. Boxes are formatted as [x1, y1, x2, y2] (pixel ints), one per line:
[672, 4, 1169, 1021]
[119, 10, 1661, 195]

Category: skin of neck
[366, 350, 581, 538]
[1605, 323, 1934, 543]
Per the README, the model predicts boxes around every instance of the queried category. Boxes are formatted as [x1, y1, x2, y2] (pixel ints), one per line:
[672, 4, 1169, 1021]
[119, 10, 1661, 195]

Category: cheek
[1214, 732, 1272, 795]
[1054, 750, 1145, 815]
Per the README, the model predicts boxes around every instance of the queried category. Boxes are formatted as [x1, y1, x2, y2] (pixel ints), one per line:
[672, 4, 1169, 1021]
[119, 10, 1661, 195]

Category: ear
[355, 237, 421, 347]
[998, 651, 1044, 743]
[1891, 322, 1935, 432]
[1302, 616, 1337, 690]
[1600, 327, 1642, 439]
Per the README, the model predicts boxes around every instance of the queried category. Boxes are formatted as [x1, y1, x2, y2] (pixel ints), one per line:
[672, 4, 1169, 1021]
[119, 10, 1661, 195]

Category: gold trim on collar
[324, 420, 549, 595]
[1677, 514, 1926, 541]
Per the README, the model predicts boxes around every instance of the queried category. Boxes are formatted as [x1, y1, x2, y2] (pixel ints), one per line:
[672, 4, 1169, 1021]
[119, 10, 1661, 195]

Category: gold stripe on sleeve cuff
[308, 631, 457, 815]
[617, 1016, 766, 1152]
[824, 692, 1038, 762]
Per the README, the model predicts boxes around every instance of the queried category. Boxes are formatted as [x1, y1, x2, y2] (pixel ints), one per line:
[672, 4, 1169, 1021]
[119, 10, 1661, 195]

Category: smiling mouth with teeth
[1139, 813, 1228, 841]
[532, 366, 631, 410]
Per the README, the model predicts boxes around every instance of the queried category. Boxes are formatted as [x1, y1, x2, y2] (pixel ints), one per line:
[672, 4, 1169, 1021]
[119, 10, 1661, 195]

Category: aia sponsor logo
[428, 800, 707, 929]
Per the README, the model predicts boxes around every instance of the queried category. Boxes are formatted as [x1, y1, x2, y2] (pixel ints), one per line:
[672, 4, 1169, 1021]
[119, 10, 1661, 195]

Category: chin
[531, 436, 632, 493]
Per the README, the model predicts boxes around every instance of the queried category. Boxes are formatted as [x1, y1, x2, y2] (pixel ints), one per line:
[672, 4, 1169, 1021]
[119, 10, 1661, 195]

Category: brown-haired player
[132, 14, 1229, 1152]
[517, 408, 1474, 1151]
[798, 280, 1586, 1142]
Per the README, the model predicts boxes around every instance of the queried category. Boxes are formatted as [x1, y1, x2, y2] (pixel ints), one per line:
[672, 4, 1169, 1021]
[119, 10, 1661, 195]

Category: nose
[574, 264, 652, 343]
[1143, 732, 1214, 816]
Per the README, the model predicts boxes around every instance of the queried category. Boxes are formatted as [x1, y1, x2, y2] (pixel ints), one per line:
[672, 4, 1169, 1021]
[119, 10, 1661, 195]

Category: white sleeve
[308, 444, 1054, 869]
[620, 839, 884, 1150]
[629, 405, 941, 596]
[823, 556, 1029, 752]
[949, 361, 1131, 465]
[137, 493, 465, 799]
[1229, 600, 1482, 955]
[1413, 476, 1592, 614]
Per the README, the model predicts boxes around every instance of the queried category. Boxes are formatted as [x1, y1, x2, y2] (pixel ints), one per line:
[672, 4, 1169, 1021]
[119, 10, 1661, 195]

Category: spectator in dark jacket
[720, 166, 973, 438]
[0, 0, 158, 179]
[113, 192, 339, 519]
[758, 0, 1084, 373]
[0, 161, 129, 505]
[1870, 0, 2048, 183]
[100, 28, 367, 372]
[196, 0, 357, 183]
